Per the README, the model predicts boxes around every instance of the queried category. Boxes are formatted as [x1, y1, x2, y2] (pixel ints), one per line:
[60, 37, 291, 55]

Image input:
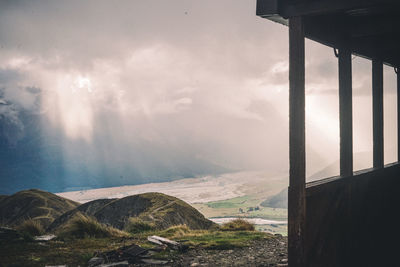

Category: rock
[147, 235, 187, 251]
[98, 261, 128, 267]
[140, 259, 169, 265]
[100, 244, 147, 263]
[34, 234, 56, 241]
[88, 257, 104, 267]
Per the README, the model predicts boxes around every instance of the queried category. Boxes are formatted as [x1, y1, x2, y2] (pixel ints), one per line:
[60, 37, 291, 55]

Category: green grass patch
[194, 195, 287, 221]
[220, 219, 255, 231]
[176, 230, 269, 250]
[206, 196, 252, 209]
[149, 224, 270, 250]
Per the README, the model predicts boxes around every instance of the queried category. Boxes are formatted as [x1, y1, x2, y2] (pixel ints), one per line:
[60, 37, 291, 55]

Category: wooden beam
[350, 17, 399, 38]
[372, 60, 384, 168]
[300, 15, 400, 68]
[256, 0, 392, 17]
[288, 16, 306, 267]
[256, 0, 278, 17]
[339, 48, 353, 177]
[283, 0, 395, 18]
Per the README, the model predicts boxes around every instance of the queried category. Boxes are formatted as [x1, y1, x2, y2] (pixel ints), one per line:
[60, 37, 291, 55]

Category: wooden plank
[304, 162, 400, 266]
[372, 60, 384, 168]
[339, 48, 353, 177]
[398, 70, 400, 162]
[306, 163, 400, 196]
[288, 16, 306, 267]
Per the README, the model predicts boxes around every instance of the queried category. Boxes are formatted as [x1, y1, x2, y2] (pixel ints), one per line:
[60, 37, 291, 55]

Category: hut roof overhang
[256, 0, 400, 67]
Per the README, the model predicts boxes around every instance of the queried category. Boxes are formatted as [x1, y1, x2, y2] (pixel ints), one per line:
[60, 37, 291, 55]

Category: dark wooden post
[397, 69, 400, 162]
[372, 60, 384, 168]
[339, 48, 353, 177]
[288, 16, 306, 267]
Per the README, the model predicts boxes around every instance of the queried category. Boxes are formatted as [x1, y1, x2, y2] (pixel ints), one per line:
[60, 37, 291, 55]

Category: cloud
[1, 0, 393, 192]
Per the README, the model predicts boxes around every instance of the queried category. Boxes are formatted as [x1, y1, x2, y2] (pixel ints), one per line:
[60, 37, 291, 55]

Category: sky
[0, 0, 397, 193]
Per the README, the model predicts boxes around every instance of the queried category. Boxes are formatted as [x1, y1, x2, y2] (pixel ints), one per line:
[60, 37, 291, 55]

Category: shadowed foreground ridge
[0, 189, 214, 233]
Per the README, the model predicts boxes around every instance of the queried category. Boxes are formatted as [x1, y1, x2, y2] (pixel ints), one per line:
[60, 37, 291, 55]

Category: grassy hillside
[0, 189, 79, 228]
[50, 192, 214, 233]
[47, 199, 116, 232]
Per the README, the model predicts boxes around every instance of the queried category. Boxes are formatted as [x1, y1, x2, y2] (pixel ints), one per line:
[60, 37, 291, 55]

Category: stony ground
[134, 235, 288, 267]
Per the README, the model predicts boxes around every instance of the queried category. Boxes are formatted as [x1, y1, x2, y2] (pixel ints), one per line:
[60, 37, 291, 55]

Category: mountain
[0, 111, 229, 195]
[0, 189, 79, 228]
[260, 187, 288, 209]
[49, 192, 214, 232]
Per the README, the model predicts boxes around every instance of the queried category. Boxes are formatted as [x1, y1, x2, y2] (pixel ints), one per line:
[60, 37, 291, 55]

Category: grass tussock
[160, 224, 194, 238]
[59, 214, 127, 239]
[220, 219, 255, 231]
[124, 218, 155, 234]
[17, 219, 45, 236]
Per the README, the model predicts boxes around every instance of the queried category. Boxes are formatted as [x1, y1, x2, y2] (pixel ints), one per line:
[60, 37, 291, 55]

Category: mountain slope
[47, 198, 116, 232]
[0, 189, 79, 228]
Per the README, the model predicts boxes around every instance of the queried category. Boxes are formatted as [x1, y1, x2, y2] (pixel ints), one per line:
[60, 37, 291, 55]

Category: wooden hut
[257, 1, 400, 266]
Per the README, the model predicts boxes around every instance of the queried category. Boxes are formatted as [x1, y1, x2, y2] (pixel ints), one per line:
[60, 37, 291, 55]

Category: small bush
[124, 218, 155, 234]
[220, 219, 255, 231]
[17, 219, 45, 237]
[60, 214, 127, 239]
